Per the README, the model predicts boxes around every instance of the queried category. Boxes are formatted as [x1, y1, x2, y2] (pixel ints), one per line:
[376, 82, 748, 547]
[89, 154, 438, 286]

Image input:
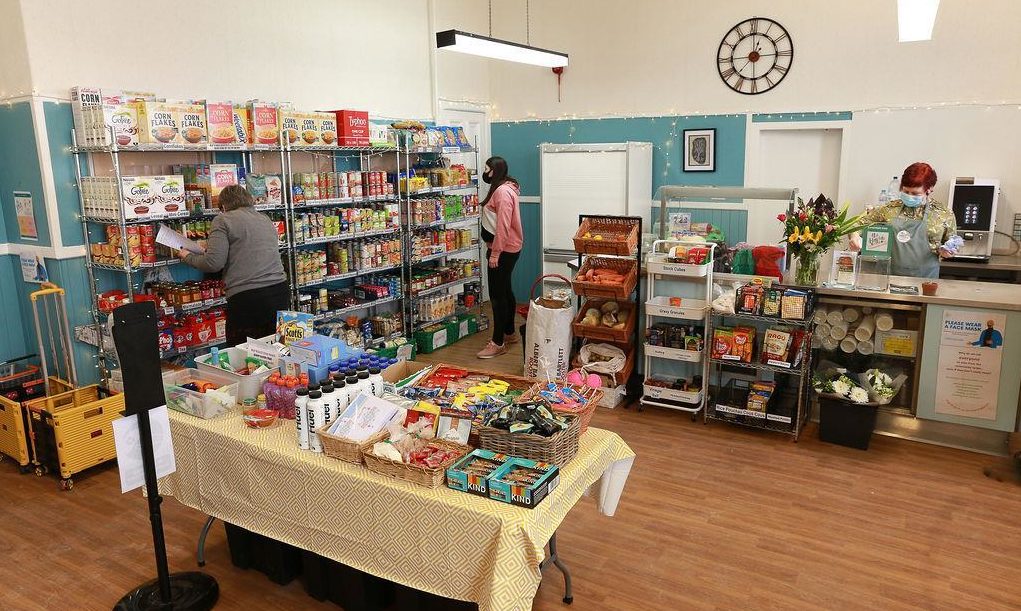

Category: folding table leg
[545, 532, 573, 604]
[197, 515, 216, 567]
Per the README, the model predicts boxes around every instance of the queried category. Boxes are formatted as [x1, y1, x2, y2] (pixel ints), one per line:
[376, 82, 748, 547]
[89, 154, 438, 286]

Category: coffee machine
[948, 177, 1000, 260]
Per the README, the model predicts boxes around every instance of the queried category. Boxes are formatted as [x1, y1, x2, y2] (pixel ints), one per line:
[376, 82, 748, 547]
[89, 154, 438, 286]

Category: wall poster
[14, 191, 38, 240]
[933, 309, 1005, 420]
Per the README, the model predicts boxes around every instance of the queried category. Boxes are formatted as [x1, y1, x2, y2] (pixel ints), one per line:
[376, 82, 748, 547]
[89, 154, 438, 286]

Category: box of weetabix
[232, 104, 250, 145]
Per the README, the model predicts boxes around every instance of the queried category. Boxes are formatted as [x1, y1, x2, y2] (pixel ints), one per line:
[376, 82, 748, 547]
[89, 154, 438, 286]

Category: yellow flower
[814, 230, 823, 243]
[788, 232, 798, 244]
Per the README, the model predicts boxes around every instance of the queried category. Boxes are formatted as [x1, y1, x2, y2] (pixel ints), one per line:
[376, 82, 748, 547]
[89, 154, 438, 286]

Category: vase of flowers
[813, 369, 888, 450]
[779, 194, 866, 286]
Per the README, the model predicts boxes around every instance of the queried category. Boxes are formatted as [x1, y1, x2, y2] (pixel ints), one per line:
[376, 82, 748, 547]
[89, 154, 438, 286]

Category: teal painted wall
[916, 304, 1021, 432]
[0, 102, 50, 246]
[0, 256, 30, 360]
[492, 114, 747, 297]
[44, 101, 84, 247]
[752, 111, 852, 123]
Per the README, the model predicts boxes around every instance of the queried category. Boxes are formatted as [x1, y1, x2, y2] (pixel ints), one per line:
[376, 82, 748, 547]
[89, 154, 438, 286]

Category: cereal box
[369, 121, 394, 147]
[205, 101, 236, 144]
[297, 111, 320, 147]
[209, 164, 238, 206]
[155, 175, 186, 216]
[135, 101, 179, 145]
[177, 103, 208, 146]
[333, 110, 370, 146]
[71, 86, 103, 146]
[103, 101, 139, 147]
[120, 176, 159, 220]
[265, 175, 283, 206]
[232, 105, 250, 144]
[249, 100, 279, 145]
[279, 107, 301, 147]
[318, 112, 337, 147]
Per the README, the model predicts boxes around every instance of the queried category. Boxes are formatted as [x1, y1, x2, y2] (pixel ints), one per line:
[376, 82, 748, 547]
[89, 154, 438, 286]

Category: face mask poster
[933, 309, 1006, 420]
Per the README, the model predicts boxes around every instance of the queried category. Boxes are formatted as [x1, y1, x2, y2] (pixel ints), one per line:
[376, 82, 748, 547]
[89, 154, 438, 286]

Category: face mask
[900, 192, 926, 208]
[482, 172, 492, 184]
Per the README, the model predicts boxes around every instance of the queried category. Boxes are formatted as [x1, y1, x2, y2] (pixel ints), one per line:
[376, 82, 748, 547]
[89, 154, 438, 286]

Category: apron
[888, 204, 940, 279]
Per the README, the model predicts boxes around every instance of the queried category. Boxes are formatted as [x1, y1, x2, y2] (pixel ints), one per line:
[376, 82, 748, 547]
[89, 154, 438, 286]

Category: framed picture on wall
[683, 128, 716, 172]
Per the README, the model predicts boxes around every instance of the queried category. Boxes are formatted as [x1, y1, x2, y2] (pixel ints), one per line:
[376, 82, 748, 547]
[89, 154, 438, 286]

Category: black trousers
[486, 249, 519, 345]
[225, 282, 290, 347]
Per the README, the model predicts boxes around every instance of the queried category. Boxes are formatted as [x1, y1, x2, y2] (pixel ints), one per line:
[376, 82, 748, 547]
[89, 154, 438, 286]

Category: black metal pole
[137, 407, 172, 603]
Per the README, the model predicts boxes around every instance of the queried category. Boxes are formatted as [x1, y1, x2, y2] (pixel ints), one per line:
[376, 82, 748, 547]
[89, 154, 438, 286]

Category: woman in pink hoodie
[477, 157, 524, 359]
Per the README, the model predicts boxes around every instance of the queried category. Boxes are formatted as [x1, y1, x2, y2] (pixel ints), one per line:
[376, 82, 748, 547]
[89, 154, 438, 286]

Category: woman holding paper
[177, 185, 288, 345]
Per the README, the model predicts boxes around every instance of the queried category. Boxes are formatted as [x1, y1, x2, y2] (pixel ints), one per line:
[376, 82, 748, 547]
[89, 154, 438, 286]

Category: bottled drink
[878, 188, 889, 206]
[282, 378, 298, 419]
[333, 378, 350, 418]
[256, 393, 267, 411]
[367, 367, 384, 397]
[307, 390, 324, 453]
[887, 176, 900, 199]
[294, 387, 310, 450]
[321, 382, 337, 427]
[346, 375, 363, 402]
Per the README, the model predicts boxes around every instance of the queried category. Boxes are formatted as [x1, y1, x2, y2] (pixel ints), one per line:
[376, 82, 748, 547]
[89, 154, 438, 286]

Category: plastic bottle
[877, 188, 889, 206]
[333, 378, 350, 419]
[367, 367, 384, 397]
[321, 382, 337, 428]
[256, 393, 267, 411]
[346, 375, 363, 402]
[263, 372, 280, 411]
[282, 378, 298, 419]
[274, 377, 288, 413]
[294, 387, 310, 450]
[888, 176, 900, 198]
[307, 390, 324, 453]
[357, 371, 372, 398]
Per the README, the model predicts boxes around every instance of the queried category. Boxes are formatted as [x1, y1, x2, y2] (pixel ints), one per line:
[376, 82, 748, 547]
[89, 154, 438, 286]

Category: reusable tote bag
[524, 275, 575, 380]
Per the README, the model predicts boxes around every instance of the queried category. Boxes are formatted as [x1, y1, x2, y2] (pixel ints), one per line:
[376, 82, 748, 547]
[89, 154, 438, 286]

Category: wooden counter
[812, 275, 1021, 311]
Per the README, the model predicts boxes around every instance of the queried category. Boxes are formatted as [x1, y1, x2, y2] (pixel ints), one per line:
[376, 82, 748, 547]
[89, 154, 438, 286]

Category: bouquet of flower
[856, 368, 907, 405]
[813, 370, 872, 404]
[778, 194, 867, 257]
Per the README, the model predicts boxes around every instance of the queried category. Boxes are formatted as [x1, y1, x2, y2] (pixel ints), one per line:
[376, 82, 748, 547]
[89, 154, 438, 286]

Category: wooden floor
[3, 322, 1021, 610]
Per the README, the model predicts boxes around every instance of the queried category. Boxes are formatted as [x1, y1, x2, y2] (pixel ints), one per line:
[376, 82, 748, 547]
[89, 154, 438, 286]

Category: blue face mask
[900, 192, 926, 208]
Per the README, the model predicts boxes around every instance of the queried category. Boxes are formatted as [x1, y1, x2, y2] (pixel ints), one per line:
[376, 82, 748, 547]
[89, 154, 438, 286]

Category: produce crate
[573, 217, 640, 256]
[414, 324, 453, 354]
[572, 341, 636, 386]
[0, 394, 32, 471]
[26, 384, 125, 487]
[572, 256, 637, 300]
[572, 300, 636, 344]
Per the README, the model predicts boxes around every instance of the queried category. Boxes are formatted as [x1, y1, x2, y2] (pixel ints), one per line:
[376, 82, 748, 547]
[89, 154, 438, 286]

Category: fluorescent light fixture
[436, 29, 568, 68]
[898, 0, 940, 42]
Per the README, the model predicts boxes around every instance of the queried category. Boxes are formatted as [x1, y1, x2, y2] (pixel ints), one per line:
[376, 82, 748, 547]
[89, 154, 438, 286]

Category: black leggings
[486, 249, 520, 345]
[225, 282, 291, 346]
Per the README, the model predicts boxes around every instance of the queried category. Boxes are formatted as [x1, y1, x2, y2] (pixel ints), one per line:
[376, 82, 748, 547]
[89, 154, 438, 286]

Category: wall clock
[717, 17, 793, 95]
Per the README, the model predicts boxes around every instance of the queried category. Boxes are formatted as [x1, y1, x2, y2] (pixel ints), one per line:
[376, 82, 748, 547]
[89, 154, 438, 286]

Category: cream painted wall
[16, 0, 435, 118]
[487, 0, 1021, 120]
[433, 0, 491, 106]
[0, 0, 32, 97]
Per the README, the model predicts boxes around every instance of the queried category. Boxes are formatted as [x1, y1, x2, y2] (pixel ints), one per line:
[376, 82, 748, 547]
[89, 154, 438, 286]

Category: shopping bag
[524, 275, 575, 380]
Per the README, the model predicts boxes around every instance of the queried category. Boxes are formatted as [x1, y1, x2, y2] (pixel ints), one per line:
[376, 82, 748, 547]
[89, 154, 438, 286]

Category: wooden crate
[572, 257, 637, 300]
[573, 217, 639, 256]
[26, 385, 124, 485]
[572, 300, 636, 344]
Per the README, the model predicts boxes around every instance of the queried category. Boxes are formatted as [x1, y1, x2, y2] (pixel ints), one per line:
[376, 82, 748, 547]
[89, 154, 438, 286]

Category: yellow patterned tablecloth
[161, 411, 635, 611]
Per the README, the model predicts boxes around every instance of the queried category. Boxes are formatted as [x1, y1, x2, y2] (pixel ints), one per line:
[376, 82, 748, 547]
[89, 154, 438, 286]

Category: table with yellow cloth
[160, 410, 636, 611]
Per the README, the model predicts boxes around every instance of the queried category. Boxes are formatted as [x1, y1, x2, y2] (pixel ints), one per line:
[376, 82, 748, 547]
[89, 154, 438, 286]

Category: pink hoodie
[487, 181, 523, 260]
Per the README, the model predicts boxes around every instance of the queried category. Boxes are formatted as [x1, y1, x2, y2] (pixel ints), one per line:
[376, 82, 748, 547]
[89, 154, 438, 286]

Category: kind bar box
[488, 457, 560, 509]
[446, 449, 511, 497]
[333, 110, 370, 146]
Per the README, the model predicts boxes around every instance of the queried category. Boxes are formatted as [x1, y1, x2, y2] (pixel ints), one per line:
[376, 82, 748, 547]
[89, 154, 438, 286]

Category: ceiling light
[898, 0, 940, 42]
[436, 30, 568, 68]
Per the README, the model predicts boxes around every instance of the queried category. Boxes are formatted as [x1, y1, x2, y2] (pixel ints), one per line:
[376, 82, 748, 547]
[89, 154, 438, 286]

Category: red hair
[901, 162, 937, 192]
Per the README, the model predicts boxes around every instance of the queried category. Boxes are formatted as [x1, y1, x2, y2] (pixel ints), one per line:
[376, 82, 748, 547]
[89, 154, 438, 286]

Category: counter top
[810, 276, 1021, 311]
[940, 254, 1021, 272]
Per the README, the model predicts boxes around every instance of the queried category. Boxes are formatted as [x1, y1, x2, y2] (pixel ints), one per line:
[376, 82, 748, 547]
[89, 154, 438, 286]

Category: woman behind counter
[177, 185, 289, 345]
[855, 162, 959, 279]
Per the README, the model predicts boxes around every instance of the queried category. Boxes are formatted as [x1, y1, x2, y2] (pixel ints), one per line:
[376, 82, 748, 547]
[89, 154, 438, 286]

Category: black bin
[818, 397, 879, 450]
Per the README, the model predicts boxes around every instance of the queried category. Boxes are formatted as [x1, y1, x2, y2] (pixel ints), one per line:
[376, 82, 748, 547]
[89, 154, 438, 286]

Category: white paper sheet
[328, 393, 401, 442]
[112, 405, 177, 494]
[155, 223, 203, 254]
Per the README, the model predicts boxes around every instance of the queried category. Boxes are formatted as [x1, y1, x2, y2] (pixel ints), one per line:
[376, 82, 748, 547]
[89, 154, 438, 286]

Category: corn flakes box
[206, 101, 236, 144]
[279, 107, 302, 147]
[317, 112, 337, 147]
[135, 101, 179, 145]
[297, 111, 320, 147]
[177, 103, 208, 146]
[249, 100, 279, 145]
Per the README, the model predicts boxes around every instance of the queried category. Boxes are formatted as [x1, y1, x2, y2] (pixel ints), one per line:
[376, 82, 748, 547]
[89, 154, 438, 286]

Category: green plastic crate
[415, 324, 453, 354]
[454, 313, 479, 340]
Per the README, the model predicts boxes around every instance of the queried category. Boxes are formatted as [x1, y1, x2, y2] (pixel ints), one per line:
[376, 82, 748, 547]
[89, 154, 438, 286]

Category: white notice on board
[112, 405, 177, 493]
[934, 310, 1005, 421]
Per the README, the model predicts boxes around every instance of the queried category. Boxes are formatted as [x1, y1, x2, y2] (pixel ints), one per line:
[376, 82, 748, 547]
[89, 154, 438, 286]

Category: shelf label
[721, 354, 741, 361]
[766, 359, 792, 368]
[766, 414, 793, 424]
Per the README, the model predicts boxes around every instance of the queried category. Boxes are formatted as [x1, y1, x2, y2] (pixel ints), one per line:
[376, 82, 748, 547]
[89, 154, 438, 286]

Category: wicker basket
[477, 413, 580, 465]
[572, 342, 636, 386]
[317, 426, 389, 464]
[572, 300, 636, 344]
[573, 217, 639, 256]
[516, 383, 602, 435]
[572, 257, 637, 300]
[361, 437, 469, 488]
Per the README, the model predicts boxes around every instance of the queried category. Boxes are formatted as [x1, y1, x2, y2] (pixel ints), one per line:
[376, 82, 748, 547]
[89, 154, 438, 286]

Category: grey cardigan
[182, 207, 286, 297]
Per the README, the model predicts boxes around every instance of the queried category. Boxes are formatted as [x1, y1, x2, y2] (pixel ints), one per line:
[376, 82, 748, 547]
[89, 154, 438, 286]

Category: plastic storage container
[195, 347, 277, 402]
[162, 368, 240, 419]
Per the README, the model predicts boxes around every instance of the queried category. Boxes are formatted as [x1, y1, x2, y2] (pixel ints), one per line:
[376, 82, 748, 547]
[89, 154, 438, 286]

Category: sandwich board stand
[112, 302, 219, 611]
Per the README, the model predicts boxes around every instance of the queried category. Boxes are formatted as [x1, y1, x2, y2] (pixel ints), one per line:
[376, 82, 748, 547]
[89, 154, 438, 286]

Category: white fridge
[540, 142, 653, 280]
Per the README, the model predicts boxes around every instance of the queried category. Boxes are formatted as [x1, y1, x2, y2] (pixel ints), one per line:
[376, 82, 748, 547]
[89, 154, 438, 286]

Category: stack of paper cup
[854, 315, 875, 341]
[857, 339, 874, 355]
[840, 337, 858, 353]
[875, 311, 894, 332]
[842, 307, 860, 324]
